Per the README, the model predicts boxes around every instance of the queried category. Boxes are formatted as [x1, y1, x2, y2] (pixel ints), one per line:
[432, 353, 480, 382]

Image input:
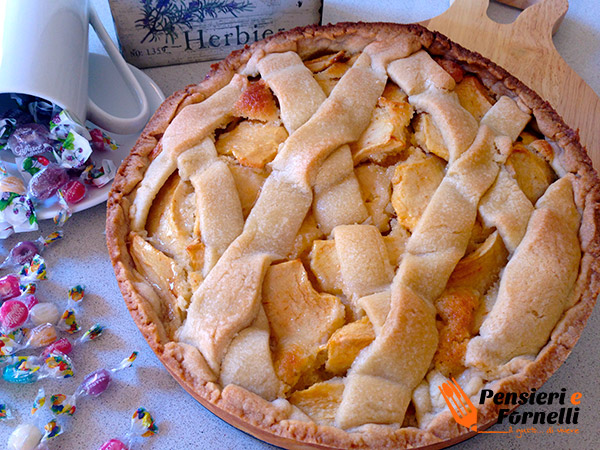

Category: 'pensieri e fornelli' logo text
[439, 378, 583, 438]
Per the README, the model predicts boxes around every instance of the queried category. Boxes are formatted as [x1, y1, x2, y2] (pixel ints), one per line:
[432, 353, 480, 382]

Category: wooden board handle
[494, 0, 565, 33]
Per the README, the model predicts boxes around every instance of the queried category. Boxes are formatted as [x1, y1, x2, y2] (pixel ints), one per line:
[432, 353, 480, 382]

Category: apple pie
[107, 23, 600, 449]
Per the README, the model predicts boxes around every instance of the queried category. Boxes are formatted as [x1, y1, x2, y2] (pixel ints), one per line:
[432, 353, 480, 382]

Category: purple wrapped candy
[1, 231, 62, 268]
[28, 164, 69, 200]
[7, 123, 55, 157]
[8, 241, 39, 265]
[80, 368, 112, 397]
[75, 352, 137, 399]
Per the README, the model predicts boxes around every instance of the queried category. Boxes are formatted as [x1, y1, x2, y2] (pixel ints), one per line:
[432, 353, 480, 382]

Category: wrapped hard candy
[2, 352, 74, 383]
[7, 123, 55, 157]
[28, 164, 69, 201]
[61, 179, 86, 204]
[80, 368, 112, 397]
[0, 274, 21, 301]
[0, 299, 28, 331]
[25, 323, 58, 348]
[29, 302, 60, 326]
[100, 438, 128, 450]
[57, 285, 85, 334]
[6, 423, 43, 450]
[7, 241, 39, 265]
[42, 337, 73, 357]
[1, 231, 62, 268]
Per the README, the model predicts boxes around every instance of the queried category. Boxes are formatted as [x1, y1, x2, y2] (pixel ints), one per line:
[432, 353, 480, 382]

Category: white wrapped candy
[29, 302, 60, 326]
[7, 423, 42, 450]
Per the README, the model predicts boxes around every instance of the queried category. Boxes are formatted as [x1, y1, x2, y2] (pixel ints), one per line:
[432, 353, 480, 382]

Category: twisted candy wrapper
[81, 323, 104, 342]
[31, 388, 46, 415]
[58, 285, 85, 334]
[16, 155, 51, 179]
[0, 402, 14, 420]
[131, 407, 158, 438]
[49, 394, 77, 416]
[0, 165, 37, 238]
[0, 117, 17, 148]
[42, 418, 62, 440]
[53, 189, 71, 226]
[0, 328, 25, 357]
[19, 254, 47, 280]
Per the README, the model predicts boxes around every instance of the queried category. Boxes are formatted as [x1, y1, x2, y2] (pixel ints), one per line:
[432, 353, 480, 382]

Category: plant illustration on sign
[136, 0, 255, 44]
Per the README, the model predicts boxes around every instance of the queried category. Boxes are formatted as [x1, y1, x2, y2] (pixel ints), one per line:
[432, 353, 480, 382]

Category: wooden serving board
[420, 0, 600, 169]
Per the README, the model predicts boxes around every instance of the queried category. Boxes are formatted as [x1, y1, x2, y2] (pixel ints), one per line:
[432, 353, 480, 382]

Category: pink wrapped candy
[100, 439, 128, 450]
[0, 299, 29, 331]
[0, 274, 21, 301]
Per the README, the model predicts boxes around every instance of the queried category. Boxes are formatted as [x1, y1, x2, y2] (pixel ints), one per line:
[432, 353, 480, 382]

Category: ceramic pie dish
[106, 22, 600, 449]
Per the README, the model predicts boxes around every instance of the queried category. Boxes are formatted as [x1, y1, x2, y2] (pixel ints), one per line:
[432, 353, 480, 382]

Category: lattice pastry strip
[478, 166, 533, 253]
[220, 305, 284, 400]
[312, 146, 368, 235]
[409, 89, 478, 162]
[387, 50, 456, 95]
[177, 138, 244, 275]
[257, 51, 327, 134]
[333, 225, 394, 317]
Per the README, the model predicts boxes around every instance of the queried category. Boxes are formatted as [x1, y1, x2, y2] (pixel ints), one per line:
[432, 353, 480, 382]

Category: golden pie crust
[107, 23, 600, 449]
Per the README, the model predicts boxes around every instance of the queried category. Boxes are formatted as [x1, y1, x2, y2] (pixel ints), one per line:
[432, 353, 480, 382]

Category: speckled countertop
[1, 1, 599, 449]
